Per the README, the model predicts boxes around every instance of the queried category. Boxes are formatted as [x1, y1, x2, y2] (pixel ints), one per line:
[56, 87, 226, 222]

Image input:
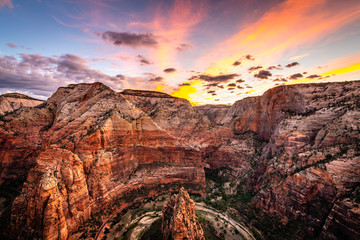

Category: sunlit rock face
[1, 80, 360, 239]
[2, 83, 205, 240]
[162, 187, 205, 240]
[0, 93, 44, 116]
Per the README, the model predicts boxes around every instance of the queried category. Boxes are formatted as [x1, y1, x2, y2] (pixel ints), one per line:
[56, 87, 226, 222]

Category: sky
[0, 0, 360, 105]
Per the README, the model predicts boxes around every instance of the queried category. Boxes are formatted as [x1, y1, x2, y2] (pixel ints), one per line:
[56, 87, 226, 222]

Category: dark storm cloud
[189, 73, 239, 83]
[148, 76, 164, 82]
[285, 62, 300, 68]
[0, 53, 123, 98]
[248, 66, 262, 72]
[289, 73, 303, 79]
[137, 55, 153, 65]
[307, 74, 321, 79]
[254, 70, 272, 79]
[101, 31, 158, 48]
[163, 68, 176, 73]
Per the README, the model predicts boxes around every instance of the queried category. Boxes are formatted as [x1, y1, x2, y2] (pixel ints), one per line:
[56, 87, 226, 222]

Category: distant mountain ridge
[0, 92, 43, 115]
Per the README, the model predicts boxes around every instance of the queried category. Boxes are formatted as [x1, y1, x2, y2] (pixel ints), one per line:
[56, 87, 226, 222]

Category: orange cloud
[203, 0, 360, 75]
[289, 53, 309, 61]
[321, 63, 360, 76]
[148, 0, 207, 76]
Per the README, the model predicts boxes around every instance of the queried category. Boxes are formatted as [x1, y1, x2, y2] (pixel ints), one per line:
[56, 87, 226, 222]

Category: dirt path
[195, 202, 256, 240]
[94, 201, 131, 240]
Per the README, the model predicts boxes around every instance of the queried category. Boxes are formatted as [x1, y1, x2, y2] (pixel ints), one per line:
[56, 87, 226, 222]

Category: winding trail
[94, 197, 146, 240]
[195, 202, 256, 240]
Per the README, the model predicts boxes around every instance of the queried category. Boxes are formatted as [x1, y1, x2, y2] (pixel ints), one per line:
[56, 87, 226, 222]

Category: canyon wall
[1, 80, 359, 239]
[1, 83, 205, 240]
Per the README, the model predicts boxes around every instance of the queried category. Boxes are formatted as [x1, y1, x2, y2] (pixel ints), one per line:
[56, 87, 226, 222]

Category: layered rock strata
[1, 80, 360, 239]
[1, 83, 205, 240]
[162, 187, 205, 240]
[0, 93, 43, 115]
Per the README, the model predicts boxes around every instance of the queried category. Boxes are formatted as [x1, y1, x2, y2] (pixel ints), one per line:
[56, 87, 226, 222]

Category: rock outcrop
[0, 93, 43, 115]
[1, 80, 360, 239]
[162, 187, 205, 240]
[2, 83, 205, 240]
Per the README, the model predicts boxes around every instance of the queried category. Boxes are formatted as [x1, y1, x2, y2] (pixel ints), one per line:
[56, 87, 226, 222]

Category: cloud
[267, 64, 282, 70]
[163, 68, 176, 73]
[0, 0, 13, 9]
[227, 83, 236, 87]
[201, 0, 360, 76]
[137, 55, 153, 65]
[0, 53, 122, 98]
[254, 70, 272, 79]
[6, 42, 16, 48]
[101, 31, 158, 48]
[176, 43, 191, 51]
[148, 76, 164, 82]
[245, 54, 255, 60]
[189, 73, 239, 83]
[232, 60, 241, 66]
[236, 79, 245, 83]
[232, 54, 254, 66]
[273, 78, 288, 82]
[289, 53, 309, 60]
[306, 74, 320, 79]
[248, 66, 262, 72]
[116, 74, 126, 80]
[289, 73, 303, 80]
[285, 62, 300, 68]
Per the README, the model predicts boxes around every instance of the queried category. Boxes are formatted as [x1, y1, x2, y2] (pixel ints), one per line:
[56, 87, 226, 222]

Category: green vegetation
[203, 168, 318, 240]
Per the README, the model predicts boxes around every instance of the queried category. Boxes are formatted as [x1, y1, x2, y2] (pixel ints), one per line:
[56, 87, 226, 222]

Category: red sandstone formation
[0, 80, 359, 239]
[162, 187, 205, 240]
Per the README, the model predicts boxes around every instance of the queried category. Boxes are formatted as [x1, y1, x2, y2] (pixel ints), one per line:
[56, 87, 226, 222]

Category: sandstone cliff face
[198, 81, 360, 239]
[121, 88, 215, 145]
[10, 147, 91, 240]
[0, 93, 43, 115]
[1, 80, 360, 239]
[2, 83, 205, 239]
[162, 187, 205, 240]
[243, 81, 360, 238]
[0, 103, 54, 183]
